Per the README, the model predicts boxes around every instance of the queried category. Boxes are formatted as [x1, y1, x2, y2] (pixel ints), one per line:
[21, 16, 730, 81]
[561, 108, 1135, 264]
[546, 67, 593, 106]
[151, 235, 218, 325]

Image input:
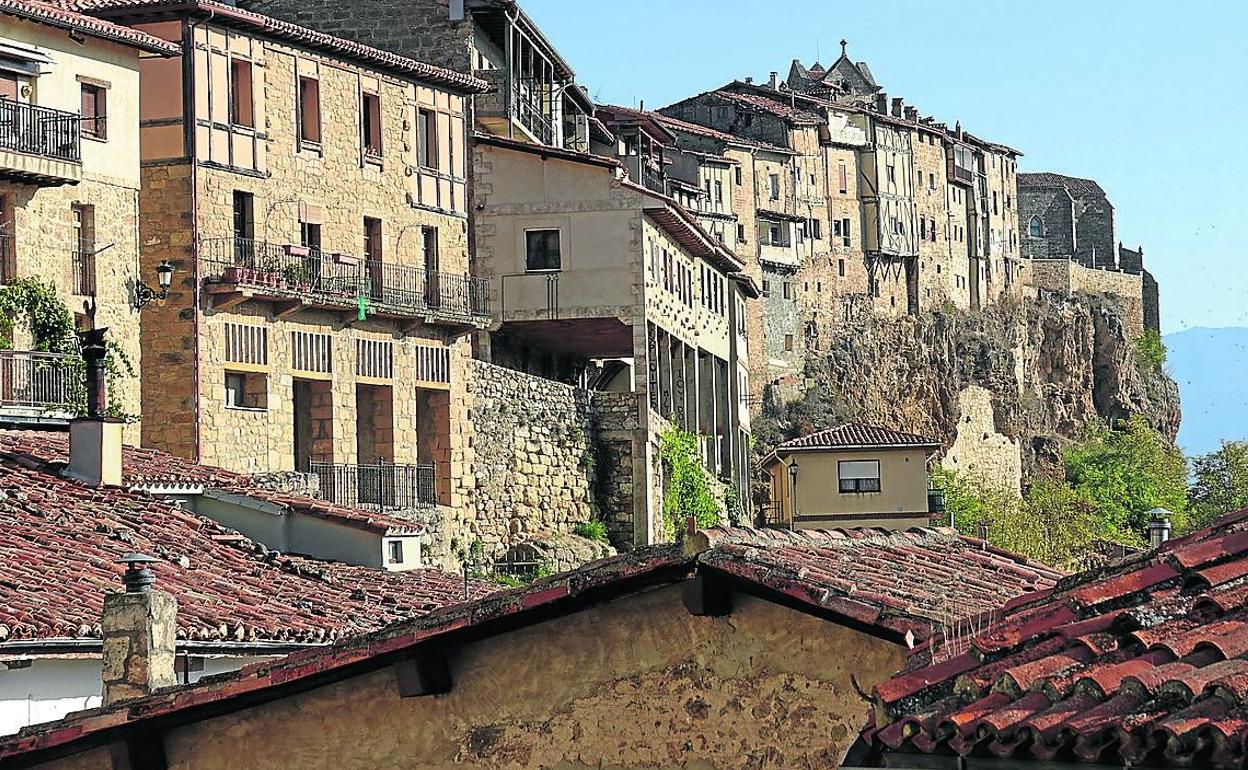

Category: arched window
[1028, 215, 1043, 238]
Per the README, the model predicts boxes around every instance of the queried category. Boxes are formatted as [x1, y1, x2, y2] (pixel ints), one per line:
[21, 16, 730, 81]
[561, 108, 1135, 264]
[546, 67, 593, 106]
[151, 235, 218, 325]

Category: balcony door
[422, 226, 439, 309]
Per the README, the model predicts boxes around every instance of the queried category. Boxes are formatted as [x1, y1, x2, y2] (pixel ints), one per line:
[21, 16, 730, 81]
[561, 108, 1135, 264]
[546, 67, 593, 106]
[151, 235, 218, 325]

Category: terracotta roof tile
[0, 432, 493, 645]
[713, 90, 824, 125]
[52, 0, 486, 92]
[870, 512, 1248, 768]
[0, 0, 177, 54]
[775, 423, 941, 452]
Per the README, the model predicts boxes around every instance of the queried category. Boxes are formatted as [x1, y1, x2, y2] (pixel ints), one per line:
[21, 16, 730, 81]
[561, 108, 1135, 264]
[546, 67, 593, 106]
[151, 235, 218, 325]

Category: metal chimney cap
[116, 553, 159, 593]
[1146, 507, 1173, 520]
[116, 553, 160, 566]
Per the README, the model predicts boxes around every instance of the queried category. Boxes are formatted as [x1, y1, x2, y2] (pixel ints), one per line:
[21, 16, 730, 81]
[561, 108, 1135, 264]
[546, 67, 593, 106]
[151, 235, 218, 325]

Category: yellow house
[762, 423, 942, 530]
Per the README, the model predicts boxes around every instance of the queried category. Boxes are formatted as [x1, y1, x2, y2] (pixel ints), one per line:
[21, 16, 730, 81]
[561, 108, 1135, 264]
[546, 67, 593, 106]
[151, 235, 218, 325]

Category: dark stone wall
[241, 0, 474, 72]
[1019, 188, 1074, 260]
[1143, 269, 1161, 333]
[1074, 195, 1116, 268]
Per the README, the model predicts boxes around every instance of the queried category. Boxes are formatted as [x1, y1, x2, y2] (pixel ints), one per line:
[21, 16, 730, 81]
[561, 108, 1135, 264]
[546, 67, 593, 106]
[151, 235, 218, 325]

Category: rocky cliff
[756, 290, 1181, 490]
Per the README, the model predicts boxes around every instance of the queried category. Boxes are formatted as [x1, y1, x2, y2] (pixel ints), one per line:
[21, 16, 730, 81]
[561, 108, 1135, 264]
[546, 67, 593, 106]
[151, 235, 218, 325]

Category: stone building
[1020, 172, 1158, 333]
[1, 526, 1061, 770]
[0, 2, 178, 438]
[70, 1, 492, 529]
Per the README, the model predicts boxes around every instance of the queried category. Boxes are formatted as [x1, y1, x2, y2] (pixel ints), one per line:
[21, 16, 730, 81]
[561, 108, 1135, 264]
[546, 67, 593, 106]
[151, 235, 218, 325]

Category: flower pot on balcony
[285, 244, 311, 258]
[221, 266, 242, 283]
[333, 253, 359, 266]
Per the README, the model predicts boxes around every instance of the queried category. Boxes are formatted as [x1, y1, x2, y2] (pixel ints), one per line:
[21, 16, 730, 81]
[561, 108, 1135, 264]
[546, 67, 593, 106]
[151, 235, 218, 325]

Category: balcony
[0, 100, 83, 186]
[200, 237, 489, 326]
[512, 91, 555, 146]
[309, 460, 437, 512]
[0, 350, 77, 425]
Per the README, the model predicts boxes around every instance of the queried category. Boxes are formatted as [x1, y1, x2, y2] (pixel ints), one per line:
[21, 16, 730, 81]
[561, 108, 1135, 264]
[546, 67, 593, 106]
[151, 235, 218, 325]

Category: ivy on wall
[0, 278, 136, 420]
[658, 427, 722, 539]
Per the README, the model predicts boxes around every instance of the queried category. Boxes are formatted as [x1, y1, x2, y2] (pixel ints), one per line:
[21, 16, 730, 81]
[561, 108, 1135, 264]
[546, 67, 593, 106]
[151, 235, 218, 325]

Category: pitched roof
[0, 430, 418, 536]
[866, 508, 1248, 769]
[652, 112, 795, 155]
[1018, 172, 1106, 198]
[714, 90, 824, 126]
[0, 525, 1059, 764]
[595, 103, 678, 145]
[0, 0, 178, 54]
[776, 423, 942, 452]
[0, 433, 493, 647]
[52, 0, 488, 93]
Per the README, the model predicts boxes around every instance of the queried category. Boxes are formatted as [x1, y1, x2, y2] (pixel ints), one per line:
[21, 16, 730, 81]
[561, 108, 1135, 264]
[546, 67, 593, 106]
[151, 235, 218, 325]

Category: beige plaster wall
[768, 445, 932, 524]
[30, 587, 907, 770]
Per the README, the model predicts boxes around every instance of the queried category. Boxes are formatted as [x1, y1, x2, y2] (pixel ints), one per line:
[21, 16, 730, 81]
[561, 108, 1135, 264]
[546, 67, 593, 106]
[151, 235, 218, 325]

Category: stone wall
[1030, 259, 1144, 338]
[30, 588, 907, 770]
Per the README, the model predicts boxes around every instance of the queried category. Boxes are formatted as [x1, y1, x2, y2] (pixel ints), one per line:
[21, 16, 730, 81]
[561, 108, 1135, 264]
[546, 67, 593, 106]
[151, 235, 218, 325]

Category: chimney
[768, 71, 779, 90]
[891, 98, 904, 118]
[1147, 508, 1172, 548]
[101, 555, 177, 705]
[874, 92, 887, 113]
[744, 76, 753, 84]
[904, 106, 918, 122]
[67, 328, 123, 487]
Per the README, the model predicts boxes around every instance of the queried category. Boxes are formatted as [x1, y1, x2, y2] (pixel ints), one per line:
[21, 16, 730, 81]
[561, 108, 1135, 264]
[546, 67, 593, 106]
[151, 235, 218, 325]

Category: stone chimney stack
[101, 554, 177, 706]
[768, 71, 779, 90]
[904, 106, 918, 122]
[891, 98, 904, 118]
[67, 327, 124, 488]
[875, 92, 888, 113]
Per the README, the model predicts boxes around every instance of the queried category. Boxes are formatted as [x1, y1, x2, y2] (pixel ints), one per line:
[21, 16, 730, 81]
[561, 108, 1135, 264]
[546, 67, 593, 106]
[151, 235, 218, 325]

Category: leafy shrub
[572, 520, 609, 544]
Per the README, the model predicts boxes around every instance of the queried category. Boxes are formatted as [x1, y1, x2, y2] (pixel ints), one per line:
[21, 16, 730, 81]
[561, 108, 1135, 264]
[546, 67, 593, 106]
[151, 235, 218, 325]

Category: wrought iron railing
[0, 350, 76, 410]
[0, 100, 82, 163]
[308, 460, 437, 512]
[201, 237, 490, 320]
[759, 503, 790, 529]
[363, 259, 490, 318]
[511, 90, 554, 145]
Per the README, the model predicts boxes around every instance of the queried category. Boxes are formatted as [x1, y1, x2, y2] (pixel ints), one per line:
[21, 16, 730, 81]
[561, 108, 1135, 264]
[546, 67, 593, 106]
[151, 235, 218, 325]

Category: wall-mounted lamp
[135, 261, 174, 309]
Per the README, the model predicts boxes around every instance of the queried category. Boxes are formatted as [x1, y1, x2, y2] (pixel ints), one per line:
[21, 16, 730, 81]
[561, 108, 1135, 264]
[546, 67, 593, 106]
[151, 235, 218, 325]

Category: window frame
[524, 228, 562, 272]
[229, 58, 254, 129]
[80, 83, 107, 141]
[297, 76, 322, 148]
[361, 90, 383, 160]
[838, 459, 881, 493]
[417, 108, 439, 170]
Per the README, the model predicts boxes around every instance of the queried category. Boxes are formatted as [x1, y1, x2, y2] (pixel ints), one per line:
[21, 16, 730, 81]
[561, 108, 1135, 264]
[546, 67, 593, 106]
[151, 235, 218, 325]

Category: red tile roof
[0, 525, 1057, 764]
[0, 0, 178, 54]
[0, 430, 418, 536]
[652, 112, 795, 155]
[714, 90, 824, 125]
[1018, 172, 1106, 198]
[867, 508, 1248, 769]
[53, 0, 488, 93]
[776, 423, 941, 452]
[0, 434, 494, 646]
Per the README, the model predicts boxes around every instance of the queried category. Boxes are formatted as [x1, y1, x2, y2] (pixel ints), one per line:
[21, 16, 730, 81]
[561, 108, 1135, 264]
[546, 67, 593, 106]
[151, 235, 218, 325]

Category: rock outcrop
[755, 290, 1181, 490]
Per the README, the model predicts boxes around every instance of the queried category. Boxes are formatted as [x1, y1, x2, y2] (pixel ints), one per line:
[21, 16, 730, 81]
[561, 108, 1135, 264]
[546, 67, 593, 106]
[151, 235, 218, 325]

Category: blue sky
[524, 0, 1247, 333]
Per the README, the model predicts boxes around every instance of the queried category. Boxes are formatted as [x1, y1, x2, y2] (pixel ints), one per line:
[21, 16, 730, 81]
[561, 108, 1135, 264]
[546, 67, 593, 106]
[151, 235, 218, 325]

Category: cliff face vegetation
[756, 291, 1181, 488]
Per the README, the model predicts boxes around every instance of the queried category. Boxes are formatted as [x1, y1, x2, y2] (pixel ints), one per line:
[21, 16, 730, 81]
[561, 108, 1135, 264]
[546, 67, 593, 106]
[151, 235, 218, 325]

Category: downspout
[186, 8, 214, 461]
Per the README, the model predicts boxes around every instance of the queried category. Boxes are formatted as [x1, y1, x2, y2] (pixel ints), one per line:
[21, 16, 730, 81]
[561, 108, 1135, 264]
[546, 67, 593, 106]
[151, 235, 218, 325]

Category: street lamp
[787, 459, 800, 524]
[135, 261, 174, 309]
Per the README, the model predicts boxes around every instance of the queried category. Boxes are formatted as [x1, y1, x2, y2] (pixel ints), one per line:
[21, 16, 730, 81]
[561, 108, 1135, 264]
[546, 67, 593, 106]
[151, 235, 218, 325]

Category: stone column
[101, 589, 177, 705]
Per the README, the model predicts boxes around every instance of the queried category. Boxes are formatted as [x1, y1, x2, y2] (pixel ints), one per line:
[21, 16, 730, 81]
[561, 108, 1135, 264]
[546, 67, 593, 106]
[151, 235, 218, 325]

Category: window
[761, 279, 770, 296]
[886, 164, 896, 184]
[992, 191, 999, 215]
[736, 223, 746, 243]
[362, 91, 382, 158]
[232, 191, 254, 241]
[229, 58, 253, 128]
[795, 221, 805, 244]
[525, 229, 561, 271]
[768, 173, 780, 200]
[363, 217, 382, 262]
[734, 166, 742, 185]
[838, 258, 845, 277]
[841, 218, 851, 247]
[838, 162, 848, 194]
[300, 220, 321, 251]
[839, 460, 881, 493]
[387, 540, 404, 565]
[768, 224, 781, 246]
[80, 83, 107, 141]
[225, 371, 267, 410]
[1028, 216, 1043, 237]
[782, 282, 792, 300]
[71, 204, 95, 296]
[784, 334, 794, 352]
[929, 172, 936, 190]
[919, 219, 927, 240]
[714, 180, 723, 204]
[417, 109, 438, 169]
[810, 218, 822, 239]
[298, 77, 321, 146]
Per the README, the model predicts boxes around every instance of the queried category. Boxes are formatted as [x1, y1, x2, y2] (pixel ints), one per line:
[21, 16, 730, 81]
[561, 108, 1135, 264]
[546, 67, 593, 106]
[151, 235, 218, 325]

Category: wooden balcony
[0, 100, 82, 186]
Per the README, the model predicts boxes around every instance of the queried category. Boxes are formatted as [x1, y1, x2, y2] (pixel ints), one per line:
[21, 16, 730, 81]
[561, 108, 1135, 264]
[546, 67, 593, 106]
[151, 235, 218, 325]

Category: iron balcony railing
[201, 237, 490, 320]
[511, 90, 554, 145]
[72, 250, 95, 296]
[0, 100, 82, 163]
[308, 460, 437, 512]
[0, 350, 76, 410]
[364, 259, 490, 318]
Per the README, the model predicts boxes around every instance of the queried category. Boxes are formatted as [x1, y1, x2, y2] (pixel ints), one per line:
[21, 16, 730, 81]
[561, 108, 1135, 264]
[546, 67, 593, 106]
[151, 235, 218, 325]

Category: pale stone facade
[118, 9, 486, 503]
[1030, 258, 1145, 338]
[0, 13, 166, 440]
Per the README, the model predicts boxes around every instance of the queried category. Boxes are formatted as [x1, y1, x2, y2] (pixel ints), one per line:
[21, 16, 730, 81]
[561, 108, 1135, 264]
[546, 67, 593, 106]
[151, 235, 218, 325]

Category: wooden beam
[271, 300, 303, 319]
[682, 572, 732, 617]
[394, 648, 452, 697]
[110, 737, 167, 770]
[210, 291, 250, 311]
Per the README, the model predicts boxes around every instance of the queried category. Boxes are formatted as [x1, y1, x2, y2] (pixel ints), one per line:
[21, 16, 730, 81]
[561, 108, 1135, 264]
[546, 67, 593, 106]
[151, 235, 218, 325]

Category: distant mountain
[1166, 326, 1248, 456]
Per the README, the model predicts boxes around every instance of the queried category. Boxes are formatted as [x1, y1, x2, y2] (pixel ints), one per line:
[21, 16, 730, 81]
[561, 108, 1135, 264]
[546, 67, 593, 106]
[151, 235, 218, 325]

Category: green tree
[658, 428, 721, 539]
[1189, 441, 1248, 529]
[1136, 329, 1167, 369]
[1062, 414, 1189, 540]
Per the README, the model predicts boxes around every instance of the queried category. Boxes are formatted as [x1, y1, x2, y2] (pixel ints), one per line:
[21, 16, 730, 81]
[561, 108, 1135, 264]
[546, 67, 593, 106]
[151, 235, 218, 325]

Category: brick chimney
[67, 327, 123, 487]
[102, 555, 177, 705]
